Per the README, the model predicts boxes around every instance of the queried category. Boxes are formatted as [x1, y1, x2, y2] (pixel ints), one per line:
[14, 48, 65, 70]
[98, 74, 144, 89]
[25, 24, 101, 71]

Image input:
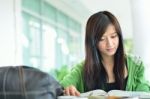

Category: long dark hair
[83, 11, 125, 91]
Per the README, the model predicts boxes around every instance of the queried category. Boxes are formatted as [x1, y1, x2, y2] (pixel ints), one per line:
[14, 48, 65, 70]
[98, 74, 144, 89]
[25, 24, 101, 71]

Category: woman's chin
[105, 51, 116, 56]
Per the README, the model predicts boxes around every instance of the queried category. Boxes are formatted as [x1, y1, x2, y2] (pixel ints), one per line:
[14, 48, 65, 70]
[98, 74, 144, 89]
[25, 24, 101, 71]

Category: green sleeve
[134, 61, 150, 91]
[126, 55, 150, 92]
[60, 62, 85, 92]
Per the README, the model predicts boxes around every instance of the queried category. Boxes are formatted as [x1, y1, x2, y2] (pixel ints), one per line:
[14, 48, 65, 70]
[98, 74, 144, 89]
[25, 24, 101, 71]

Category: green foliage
[52, 65, 70, 81]
[124, 39, 133, 54]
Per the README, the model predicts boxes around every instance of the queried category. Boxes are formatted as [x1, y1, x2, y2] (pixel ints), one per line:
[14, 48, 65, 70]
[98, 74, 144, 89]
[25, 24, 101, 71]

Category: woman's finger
[64, 88, 70, 95]
[63, 85, 80, 96]
[69, 88, 76, 96]
[75, 90, 80, 96]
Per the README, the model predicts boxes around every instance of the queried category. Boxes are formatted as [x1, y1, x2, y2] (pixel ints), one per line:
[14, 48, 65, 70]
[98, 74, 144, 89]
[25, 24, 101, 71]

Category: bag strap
[19, 66, 27, 99]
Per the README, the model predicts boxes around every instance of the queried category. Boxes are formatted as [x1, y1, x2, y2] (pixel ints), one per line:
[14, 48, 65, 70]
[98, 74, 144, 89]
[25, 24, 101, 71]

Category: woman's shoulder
[126, 54, 142, 64]
[70, 61, 85, 72]
[74, 61, 84, 67]
[126, 53, 144, 68]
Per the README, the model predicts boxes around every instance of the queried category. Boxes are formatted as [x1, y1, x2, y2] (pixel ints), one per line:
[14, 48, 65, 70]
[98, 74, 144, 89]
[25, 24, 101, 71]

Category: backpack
[0, 66, 63, 99]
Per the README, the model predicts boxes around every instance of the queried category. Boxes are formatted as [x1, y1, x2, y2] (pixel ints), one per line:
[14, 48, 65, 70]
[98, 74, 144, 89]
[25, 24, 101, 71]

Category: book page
[57, 96, 88, 99]
[57, 90, 107, 99]
[80, 89, 107, 97]
[108, 90, 150, 98]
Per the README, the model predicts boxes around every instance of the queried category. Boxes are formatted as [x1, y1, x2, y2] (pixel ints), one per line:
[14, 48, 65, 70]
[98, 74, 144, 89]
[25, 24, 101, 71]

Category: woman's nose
[106, 38, 113, 47]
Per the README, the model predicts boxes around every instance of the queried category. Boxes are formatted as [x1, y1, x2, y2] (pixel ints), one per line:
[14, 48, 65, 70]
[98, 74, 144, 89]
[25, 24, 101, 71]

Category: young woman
[60, 11, 150, 96]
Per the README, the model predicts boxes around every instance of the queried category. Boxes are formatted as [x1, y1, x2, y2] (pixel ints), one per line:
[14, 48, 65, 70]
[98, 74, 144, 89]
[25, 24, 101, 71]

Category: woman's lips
[106, 48, 114, 52]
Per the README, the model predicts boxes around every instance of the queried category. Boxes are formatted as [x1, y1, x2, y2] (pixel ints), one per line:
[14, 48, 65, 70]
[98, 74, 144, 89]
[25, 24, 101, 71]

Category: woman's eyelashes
[100, 33, 118, 41]
[111, 34, 118, 39]
[100, 37, 105, 41]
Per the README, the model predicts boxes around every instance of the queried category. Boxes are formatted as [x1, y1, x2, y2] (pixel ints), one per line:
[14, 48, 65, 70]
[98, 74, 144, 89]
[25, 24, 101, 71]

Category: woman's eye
[100, 37, 105, 41]
[111, 34, 117, 38]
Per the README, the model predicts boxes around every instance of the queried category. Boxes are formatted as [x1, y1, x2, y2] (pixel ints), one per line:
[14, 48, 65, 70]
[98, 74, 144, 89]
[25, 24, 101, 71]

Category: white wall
[80, 0, 133, 39]
[0, 0, 16, 66]
[0, 0, 22, 66]
[131, 0, 150, 81]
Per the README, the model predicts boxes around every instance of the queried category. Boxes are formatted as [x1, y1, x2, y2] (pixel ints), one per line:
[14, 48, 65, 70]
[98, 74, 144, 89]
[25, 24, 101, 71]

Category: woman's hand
[64, 85, 80, 96]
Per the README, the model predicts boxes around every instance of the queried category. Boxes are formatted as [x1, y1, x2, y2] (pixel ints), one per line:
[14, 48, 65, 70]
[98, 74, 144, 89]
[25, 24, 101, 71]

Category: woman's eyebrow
[111, 32, 117, 34]
[102, 32, 117, 37]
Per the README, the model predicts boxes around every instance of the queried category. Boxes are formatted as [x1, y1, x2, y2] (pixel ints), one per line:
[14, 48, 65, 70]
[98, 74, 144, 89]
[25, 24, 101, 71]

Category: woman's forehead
[102, 24, 117, 36]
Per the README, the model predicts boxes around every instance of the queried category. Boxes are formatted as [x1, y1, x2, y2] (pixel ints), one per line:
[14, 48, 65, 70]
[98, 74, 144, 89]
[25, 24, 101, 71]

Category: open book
[58, 90, 150, 99]
[80, 89, 150, 99]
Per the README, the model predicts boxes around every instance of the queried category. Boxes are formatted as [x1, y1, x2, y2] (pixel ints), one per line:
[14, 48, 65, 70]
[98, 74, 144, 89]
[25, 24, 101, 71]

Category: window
[21, 0, 83, 73]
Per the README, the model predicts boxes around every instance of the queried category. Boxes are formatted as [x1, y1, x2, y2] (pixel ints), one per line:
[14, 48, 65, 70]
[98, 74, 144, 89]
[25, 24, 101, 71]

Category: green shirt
[60, 54, 150, 92]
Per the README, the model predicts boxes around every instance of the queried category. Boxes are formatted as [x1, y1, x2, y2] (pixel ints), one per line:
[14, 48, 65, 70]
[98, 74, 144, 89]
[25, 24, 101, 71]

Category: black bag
[0, 66, 63, 99]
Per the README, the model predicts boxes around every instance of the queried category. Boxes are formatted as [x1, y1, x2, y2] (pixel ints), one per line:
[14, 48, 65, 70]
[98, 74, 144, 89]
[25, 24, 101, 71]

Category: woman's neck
[102, 55, 114, 68]
[101, 55, 115, 83]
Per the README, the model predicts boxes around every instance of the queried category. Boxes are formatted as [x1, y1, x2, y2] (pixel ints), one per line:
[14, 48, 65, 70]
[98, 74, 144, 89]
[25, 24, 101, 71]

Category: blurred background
[0, 0, 150, 81]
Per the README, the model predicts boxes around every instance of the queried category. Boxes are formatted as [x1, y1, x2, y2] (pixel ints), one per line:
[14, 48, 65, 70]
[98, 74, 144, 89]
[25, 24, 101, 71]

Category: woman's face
[97, 24, 119, 58]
